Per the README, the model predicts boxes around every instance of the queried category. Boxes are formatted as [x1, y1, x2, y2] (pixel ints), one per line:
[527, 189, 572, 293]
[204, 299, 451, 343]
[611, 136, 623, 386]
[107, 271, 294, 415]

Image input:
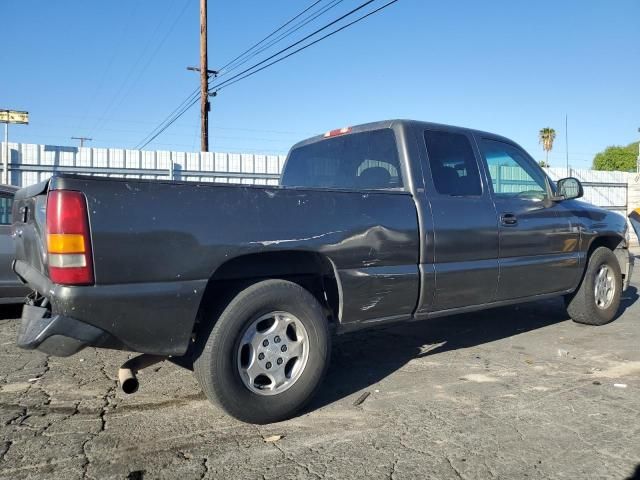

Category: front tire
[194, 279, 330, 424]
[566, 246, 622, 326]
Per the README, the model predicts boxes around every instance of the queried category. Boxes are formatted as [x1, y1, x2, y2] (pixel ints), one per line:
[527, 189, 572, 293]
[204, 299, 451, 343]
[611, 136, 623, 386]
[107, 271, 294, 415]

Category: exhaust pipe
[118, 354, 166, 394]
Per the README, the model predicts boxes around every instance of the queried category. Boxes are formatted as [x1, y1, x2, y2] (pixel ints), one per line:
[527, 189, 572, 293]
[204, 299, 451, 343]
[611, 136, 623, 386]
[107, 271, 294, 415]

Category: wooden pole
[200, 0, 209, 152]
[3, 121, 8, 185]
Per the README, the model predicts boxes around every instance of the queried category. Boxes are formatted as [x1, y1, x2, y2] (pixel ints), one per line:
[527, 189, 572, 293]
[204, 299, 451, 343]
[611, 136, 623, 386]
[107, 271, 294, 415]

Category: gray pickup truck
[12, 120, 634, 423]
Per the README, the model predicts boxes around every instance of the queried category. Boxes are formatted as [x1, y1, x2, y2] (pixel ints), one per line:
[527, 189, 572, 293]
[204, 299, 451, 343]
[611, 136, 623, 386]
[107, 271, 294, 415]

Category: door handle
[500, 213, 518, 226]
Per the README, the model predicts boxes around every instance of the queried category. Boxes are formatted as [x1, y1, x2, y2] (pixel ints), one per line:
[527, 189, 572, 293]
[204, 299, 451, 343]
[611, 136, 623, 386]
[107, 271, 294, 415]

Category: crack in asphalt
[254, 424, 324, 480]
[5, 407, 27, 426]
[199, 457, 209, 480]
[389, 458, 399, 480]
[1, 270, 640, 480]
[77, 358, 118, 479]
[445, 456, 465, 480]
[0, 441, 12, 462]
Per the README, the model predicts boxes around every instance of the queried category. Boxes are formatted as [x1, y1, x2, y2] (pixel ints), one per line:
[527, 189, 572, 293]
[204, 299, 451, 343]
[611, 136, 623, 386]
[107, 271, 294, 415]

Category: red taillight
[46, 190, 94, 285]
[323, 127, 352, 138]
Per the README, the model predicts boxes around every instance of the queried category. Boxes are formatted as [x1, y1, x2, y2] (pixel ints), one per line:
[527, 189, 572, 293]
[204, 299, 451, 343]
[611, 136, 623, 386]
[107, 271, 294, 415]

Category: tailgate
[12, 180, 50, 284]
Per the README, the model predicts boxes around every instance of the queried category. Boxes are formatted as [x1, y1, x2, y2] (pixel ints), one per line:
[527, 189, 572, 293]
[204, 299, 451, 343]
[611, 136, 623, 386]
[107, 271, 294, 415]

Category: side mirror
[556, 177, 583, 200]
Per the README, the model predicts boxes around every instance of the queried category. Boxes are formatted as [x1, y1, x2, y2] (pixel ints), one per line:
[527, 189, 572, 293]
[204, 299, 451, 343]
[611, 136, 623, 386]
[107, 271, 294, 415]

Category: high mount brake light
[323, 127, 352, 138]
[46, 190, 94, 285]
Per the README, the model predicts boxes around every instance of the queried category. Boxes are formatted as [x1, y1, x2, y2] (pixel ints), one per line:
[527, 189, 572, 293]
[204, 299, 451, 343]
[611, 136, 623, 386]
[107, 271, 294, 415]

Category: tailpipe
[118, 354, 166, 394]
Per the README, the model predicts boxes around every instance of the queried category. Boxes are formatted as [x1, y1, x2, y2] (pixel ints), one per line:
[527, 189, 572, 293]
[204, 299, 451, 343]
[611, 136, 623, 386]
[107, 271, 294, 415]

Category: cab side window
[424, 131, 482, 196]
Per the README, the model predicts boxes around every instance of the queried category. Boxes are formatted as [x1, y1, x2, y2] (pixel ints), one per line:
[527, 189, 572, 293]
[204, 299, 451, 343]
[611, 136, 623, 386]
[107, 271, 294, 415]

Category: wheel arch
[579, 233, 631, 289]
[192, 250, 341, 347]
[587, 234, 625, 256]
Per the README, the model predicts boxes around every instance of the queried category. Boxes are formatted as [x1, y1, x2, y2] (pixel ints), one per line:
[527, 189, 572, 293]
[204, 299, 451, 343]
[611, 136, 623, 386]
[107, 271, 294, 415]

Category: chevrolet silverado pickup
[12, 120, 634, 423]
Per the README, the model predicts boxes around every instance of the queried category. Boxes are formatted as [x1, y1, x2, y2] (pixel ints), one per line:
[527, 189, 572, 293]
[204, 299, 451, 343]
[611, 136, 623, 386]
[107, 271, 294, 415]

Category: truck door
[420, 129, 499, 311]
[476, 137, 580, 300]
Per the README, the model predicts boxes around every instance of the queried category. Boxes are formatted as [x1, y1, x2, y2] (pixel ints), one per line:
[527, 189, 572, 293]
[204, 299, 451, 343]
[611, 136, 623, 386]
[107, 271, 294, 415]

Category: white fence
[545, 167, 629, 214]
[2, 143, 286, 187]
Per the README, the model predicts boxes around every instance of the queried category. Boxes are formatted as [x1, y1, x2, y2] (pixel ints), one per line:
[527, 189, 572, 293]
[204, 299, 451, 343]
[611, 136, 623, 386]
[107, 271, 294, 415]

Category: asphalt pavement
[1, 258, 639, 479]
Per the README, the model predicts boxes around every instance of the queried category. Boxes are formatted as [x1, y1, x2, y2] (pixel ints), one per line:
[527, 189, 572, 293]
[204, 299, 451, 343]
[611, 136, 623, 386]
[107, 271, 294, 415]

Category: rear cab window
[281, 129, 404, 190]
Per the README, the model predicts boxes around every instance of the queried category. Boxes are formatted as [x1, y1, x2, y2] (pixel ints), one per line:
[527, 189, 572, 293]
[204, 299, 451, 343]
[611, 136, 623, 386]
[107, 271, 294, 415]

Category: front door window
[480, 139, 547, 201]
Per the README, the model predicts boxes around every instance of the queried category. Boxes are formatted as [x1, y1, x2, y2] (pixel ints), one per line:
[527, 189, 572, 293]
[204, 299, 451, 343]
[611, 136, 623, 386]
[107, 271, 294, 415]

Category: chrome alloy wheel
[594, 264, 615, 310]
[237, 311, 309, 396]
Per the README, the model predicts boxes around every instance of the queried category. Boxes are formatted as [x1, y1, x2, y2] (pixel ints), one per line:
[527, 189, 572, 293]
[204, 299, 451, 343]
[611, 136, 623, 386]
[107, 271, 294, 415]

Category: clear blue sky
[1, 0, 638, 167]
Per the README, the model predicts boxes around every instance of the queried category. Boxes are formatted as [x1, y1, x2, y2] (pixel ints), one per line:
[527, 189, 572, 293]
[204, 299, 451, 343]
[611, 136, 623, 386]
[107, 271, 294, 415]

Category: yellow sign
[0, 110, 29, 124]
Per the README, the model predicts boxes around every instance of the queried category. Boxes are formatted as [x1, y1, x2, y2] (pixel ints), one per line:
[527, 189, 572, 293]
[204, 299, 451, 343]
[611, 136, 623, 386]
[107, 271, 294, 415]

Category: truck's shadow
[309, 286, 639, 411]
[0, 304, 24, 321]
[626, 463, 640, 480]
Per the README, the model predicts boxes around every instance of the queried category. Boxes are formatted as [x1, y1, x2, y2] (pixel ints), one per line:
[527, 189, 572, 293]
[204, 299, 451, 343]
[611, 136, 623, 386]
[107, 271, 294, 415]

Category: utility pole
[637, 127, 640, 174]
[200, 0, 209, 152]
[565, 114, 569, 176]
[0, 109, 29, 185]
[187, 1, 216, 152]
[3, 123, 7, 185]
[71, 136, 92, 148]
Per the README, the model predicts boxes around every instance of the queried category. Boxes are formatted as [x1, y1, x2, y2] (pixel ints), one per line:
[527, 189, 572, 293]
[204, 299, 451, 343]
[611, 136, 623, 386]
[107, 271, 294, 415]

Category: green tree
[538, 160, 550, 168]
[538, 128, 556, 166]
[593, 142, 639, 171]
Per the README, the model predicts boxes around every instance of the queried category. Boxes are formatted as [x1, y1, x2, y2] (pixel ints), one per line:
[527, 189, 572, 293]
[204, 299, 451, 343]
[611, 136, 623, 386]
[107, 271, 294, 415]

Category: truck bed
[13, 174, 420, 355]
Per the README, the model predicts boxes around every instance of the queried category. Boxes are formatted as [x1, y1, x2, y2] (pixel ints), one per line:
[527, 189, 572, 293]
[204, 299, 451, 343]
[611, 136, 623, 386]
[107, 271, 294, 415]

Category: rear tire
[194, 279, 330, 424]
[565, 246, 622, 326]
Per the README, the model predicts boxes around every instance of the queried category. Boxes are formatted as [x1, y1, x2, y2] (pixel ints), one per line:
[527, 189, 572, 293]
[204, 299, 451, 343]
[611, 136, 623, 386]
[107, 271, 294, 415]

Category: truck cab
[284, 120, 631, 320]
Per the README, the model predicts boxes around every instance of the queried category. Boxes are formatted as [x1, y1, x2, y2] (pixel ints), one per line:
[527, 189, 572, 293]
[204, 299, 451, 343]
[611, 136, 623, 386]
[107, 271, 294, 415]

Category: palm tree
[538, 128, 556, 166]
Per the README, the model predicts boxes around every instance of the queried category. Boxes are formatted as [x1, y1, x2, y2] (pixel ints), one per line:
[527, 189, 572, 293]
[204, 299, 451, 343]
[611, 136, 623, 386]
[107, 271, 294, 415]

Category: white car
[0, 185, 31, 303]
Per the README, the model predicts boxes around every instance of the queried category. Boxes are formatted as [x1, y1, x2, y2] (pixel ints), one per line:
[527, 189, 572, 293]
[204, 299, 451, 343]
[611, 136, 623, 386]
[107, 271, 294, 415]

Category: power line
[134, 89, 199, 148]
[213, 0, 399, 93]
[212, 0, 379, 92]
[77, 1, 141, 130]
[92, 0, 191, 135]
[137, 95, 200, 149]
[137, 0, 399, 150]
[47, 115, 315, 135]
[136, 1, 334, 148]
[218, 0, 346, 78]
[137, 0, 352, 149]
[71, 136, 93, 148]
[106, 0, 192, 126]
[218, 0, 325, 74]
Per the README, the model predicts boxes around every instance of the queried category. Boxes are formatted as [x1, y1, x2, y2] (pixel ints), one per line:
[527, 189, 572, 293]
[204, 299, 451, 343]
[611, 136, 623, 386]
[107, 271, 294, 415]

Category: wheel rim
[594, 264, 615, 310]
[236, 311, 309, 396]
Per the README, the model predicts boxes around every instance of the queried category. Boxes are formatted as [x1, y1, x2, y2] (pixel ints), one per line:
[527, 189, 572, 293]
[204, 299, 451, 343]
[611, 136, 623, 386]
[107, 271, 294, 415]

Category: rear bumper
[17, 304, 113, 356]
[13, 260, 207, 357]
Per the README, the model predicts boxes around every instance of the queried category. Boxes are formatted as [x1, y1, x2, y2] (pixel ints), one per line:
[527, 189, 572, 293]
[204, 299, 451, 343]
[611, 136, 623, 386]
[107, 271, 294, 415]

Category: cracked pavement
[1, 259, 639, 479]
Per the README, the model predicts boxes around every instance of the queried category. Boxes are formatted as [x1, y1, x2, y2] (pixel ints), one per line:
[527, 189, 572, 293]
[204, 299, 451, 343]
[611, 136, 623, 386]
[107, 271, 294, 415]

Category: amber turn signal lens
[47, 233, 86, 254]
